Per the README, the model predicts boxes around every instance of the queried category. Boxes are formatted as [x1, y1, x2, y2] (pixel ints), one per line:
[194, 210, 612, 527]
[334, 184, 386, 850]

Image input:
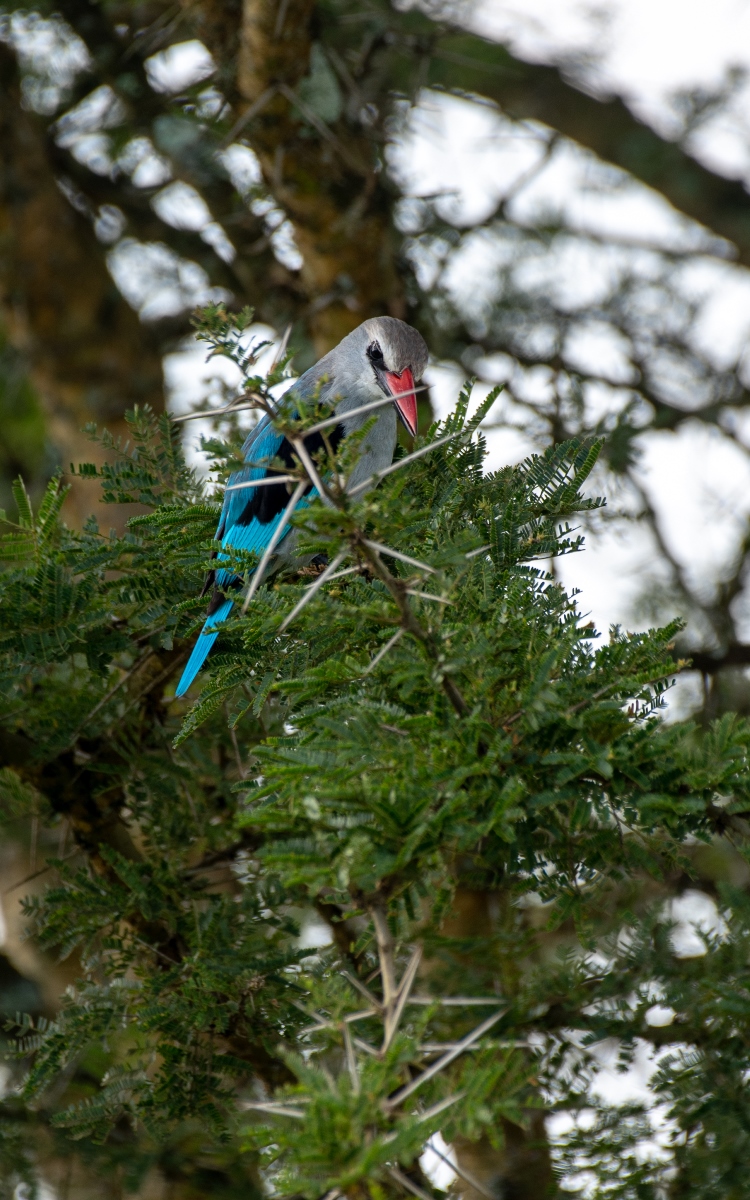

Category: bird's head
[335, 316, 428, 437]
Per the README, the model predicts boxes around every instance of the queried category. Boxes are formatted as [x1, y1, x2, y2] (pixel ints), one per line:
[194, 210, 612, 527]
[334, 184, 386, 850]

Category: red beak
[384, 367, 417, 437]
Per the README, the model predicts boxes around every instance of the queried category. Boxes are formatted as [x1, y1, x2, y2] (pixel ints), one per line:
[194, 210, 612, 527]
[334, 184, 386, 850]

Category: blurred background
[3, 0, 750, 1192]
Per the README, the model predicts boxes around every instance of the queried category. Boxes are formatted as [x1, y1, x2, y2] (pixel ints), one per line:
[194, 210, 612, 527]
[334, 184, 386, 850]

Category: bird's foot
[296, 554, 329, 578]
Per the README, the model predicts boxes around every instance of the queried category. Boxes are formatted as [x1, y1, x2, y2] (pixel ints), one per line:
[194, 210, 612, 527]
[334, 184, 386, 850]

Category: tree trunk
[438, 889, 557, 1200]
[197, 0, 407, 356]
[0, 43, 166, 524]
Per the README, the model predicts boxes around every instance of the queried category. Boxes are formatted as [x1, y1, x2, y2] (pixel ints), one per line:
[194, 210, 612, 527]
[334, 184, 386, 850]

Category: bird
[175, 316, 428, 697]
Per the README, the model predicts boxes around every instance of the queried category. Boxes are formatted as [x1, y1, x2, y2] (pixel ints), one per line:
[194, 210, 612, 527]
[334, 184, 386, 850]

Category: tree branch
[422, 28, 750, 264]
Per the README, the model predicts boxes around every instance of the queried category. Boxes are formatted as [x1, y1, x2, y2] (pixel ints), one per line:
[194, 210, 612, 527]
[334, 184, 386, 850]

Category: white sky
[474, 0, 750, 165]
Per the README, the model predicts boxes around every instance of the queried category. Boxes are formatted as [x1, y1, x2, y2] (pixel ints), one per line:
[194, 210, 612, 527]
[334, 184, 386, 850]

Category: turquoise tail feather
[175, 599, 234, 697]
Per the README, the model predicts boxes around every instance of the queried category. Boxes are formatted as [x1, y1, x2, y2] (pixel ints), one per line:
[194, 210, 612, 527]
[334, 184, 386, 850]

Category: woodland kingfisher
[175, 316, 428, 697]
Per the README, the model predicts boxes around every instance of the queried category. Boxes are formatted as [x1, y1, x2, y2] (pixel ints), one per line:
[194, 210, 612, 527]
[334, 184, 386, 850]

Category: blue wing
[215, 416, 282, 539]
[176, 372, 327, 697]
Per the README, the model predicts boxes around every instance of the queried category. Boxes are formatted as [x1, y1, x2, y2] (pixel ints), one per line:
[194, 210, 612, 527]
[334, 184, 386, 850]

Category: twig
[65, 651, 155, 748]
[387, 1166, 435, 1200]
[384, 946, 423, 1052]
[126, 2, 182, 57]
[341, 969, 382, 1011]
[225, 474, 299, 492]
[348, 432, 462, 498]
[299, 1008, 379, 1036]
[4, 847, 79, 894]
[407, 996, 503, 1006]
[182, 839, 246, 876]
[304, 394, 393, 435]
[353, 1035, 378, 1055]
[278, 550, 348, 632]
[290, 999, 331, 1028]
[362, 540, 436, 575]
[290, 436, 330, 504]
[369, 916, 423, 1053]
[379, 1095, 465, 1148]
[304, 564, 360, 588]
[304, 387, 429, 437]
[240, 480, 307, 613]
[271, 323, 293, 368]
[278, 82, 363, 173]
[226, 707, 247, 779]
[384, 1009, 507, 1110]
[380, 1099, 466, 1162]
[371, 906, 398, 1016]
[243, 1101, 306, 1118]
[419, 1041, 528, 1052]
[354, 539, 469, 719]
[415, 1093, 465, 1123]
[170, 397, 266, 424]
[122, 654, 189, 721]
[363, 629, 404, 675]
[129, 933, 182, 967]
[465, 544, 491, 559]
[342, 1022, 360, 1094]
[220, 86, 277, 148]
[274, 0, 292, 35]
[239, 459, 294, 472]
[425, 1138, 494, 1200]
[405, 590, 452, 605]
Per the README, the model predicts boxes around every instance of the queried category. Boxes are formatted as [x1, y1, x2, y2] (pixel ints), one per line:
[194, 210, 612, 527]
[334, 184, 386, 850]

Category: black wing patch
[237, 424, 346, 526]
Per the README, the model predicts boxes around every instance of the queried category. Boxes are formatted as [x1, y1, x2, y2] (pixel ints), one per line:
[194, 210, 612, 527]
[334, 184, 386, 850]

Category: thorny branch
[226, 394, 474, 715]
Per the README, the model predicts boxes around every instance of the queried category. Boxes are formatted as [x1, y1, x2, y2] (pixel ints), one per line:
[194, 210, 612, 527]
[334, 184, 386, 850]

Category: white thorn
[290, 436, 332, 506]
[348, 432, 462, 498]
[304, 385, 430, 437]
[405, 589, 453, 605]
[384, 1009, 507, 1110]
[277, 549, 348, 632]
[170, 396, 266, 424]
[383, 945, 423, 1052]
[362, 539, 436, 574]
[240, 479, 307, 614]
[363, 628, 404, 675]
[343, 1022, 360, 1094]
[224, 474, 299, 492]
[241, 1101, 306, 1118]
[407, 996, 504, 1006]
[271, 323, 293, 369]
[303, 564, 360, 589]
[387, 1166, 434, 1200]
[425, 1138, 495, 1200]
[304, 394, 393, 435]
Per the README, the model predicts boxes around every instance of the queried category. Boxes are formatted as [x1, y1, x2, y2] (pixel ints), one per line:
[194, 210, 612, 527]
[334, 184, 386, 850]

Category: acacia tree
[3, 0, 750, 709]
[2, 310, 750, 1196]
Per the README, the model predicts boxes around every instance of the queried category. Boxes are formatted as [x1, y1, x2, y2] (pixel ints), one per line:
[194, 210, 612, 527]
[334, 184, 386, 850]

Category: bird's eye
[367, 341, 385, 366]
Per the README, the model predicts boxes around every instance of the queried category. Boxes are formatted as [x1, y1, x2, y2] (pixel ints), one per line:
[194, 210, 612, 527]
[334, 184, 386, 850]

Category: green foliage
[2, 310, 750, 1196]
[0, 331, 53, 522]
